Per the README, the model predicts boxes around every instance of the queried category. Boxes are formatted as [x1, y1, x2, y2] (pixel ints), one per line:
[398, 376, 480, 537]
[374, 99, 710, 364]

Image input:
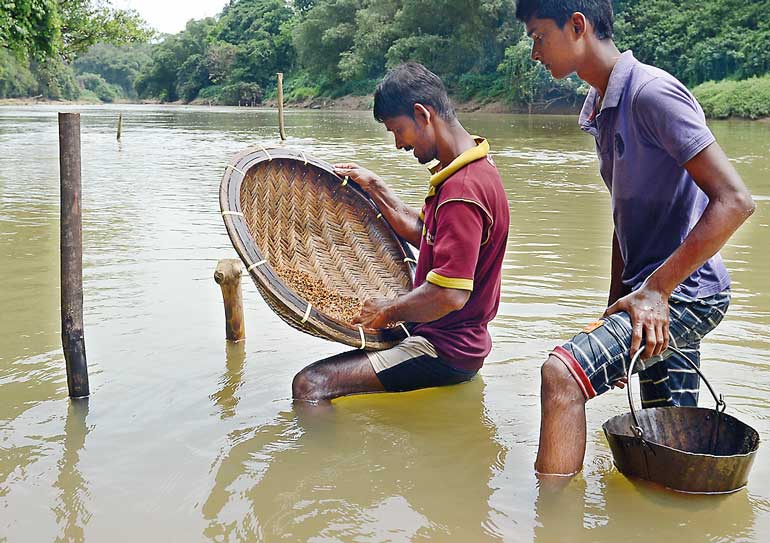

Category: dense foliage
[0, 0, 59, 58]
[693, 76, 770, 119]
[0, 0, 152, 100]
[615, 0, 770, 87]
[1, 0, 151, 59]
[2, 0, 769, 117]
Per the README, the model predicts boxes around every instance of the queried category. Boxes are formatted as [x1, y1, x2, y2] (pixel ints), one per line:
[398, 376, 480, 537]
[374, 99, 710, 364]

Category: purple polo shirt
[579, 51, 730, 298]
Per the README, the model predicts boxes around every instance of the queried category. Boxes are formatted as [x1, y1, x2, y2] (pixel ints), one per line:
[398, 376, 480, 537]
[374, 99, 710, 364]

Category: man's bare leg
[535, 355, 587, 476]
[292, 350, 385, 404]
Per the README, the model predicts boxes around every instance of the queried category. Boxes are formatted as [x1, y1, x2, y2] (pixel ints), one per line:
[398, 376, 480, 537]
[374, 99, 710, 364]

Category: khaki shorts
[366, 335, 477, 392]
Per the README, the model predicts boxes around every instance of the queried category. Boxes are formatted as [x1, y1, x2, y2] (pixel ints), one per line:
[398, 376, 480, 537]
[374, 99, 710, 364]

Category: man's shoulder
[447, 154, 501, 187]
[440, 156, 502, 203]
[627, 60, 693, 106]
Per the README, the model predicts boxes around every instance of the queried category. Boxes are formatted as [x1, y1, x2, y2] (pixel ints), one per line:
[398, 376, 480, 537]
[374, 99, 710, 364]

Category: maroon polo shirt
[412, 139, 510, 371]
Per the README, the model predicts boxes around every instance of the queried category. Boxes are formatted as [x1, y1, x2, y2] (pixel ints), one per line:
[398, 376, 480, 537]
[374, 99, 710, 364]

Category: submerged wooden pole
[277, 72, 286, 141]
[214, 259, 245, 342]
[59, 112, 90, 398]
[116, 113, 123, 141]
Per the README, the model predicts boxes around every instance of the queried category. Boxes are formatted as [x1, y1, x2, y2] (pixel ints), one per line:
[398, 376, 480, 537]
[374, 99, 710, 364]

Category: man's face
[525, 17, 580, 79]
[383, 114, 437, 165]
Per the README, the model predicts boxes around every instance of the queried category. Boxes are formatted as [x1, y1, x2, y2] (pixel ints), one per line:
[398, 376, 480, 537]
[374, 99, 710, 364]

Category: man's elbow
[730, 189, 756, 222]
[443, 288, 471, 313]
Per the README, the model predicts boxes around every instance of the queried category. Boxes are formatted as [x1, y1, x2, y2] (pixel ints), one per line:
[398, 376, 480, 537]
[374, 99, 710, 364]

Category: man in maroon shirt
[292, 62, 510, 402]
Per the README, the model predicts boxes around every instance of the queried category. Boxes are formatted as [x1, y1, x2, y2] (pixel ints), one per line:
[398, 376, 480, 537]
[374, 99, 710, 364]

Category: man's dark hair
[515, 0, 614, 40]
[373, 62, 456, 123]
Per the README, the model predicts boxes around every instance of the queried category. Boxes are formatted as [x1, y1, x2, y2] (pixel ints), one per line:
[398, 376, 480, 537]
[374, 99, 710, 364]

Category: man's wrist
[381, 298, 398, 324]
[368, 176, 385, 194]
[644, 272, 674, 298]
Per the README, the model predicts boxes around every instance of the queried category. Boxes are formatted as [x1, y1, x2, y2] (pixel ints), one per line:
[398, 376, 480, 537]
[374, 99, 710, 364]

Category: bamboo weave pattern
[220, 148, 415, 350]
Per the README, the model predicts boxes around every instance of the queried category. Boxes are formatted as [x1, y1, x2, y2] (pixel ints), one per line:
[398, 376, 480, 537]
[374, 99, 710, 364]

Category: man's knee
[541, 355, 585, 404]
[292, 366, 329, 401]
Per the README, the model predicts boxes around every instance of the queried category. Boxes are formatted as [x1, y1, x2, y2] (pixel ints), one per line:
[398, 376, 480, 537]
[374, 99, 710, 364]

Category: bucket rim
[602, 411, 761, 460]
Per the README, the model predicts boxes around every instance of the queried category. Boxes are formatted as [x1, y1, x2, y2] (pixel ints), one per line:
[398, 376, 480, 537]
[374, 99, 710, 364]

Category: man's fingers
[630, 322, 643, 360]
[612, 376, 628, 389]
[643, 324, 657, 359]
[653, 323, 666, 357]
[604, 300, 621, 317]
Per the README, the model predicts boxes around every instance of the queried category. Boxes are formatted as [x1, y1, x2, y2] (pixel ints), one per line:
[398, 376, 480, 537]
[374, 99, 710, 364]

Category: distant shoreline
[0, 95, 583, 116]
[2, 96, 766, 121]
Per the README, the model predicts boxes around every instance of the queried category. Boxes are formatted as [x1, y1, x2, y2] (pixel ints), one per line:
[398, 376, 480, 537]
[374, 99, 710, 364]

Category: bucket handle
[625, 345, 726, 439]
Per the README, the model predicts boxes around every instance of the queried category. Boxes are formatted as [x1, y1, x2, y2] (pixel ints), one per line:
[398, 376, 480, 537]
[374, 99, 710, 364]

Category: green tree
[293, 0, 360, 85]
[615, 0, 770, 86]
[72, 42, 152, 98]
[0, 0, 59, 58]
[217, 0, 296, 87]
[0, 48, 38, 97]
[76, 71, 119, 101]
[58, 0, 153, 60]
[135, 18, 216, 101]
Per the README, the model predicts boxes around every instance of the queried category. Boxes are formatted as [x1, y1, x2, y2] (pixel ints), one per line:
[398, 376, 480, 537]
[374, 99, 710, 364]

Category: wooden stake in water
[58, 112, 90, 398]
[117, 113, 123, 141]
[277, 72, 286, 141]
[215, 259, 246, 342]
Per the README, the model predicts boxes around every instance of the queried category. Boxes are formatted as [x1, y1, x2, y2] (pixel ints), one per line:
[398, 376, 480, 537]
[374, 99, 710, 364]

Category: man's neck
[435, 121, 477, 167]
[576, 39, 622, 97]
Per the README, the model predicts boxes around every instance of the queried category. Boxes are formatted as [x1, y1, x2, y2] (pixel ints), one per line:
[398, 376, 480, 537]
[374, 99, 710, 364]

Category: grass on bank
[693, 75, 770, 119]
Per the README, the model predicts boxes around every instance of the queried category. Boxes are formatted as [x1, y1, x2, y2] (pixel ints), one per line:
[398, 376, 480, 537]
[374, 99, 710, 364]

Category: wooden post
[214, 259, 245, 342]
[116, 113, 123, 141]
[277, 72, 286, 141]
[59, 112, 90, 398]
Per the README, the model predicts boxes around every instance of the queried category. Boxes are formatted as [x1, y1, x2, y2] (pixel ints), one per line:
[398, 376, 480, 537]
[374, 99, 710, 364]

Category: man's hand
[604, 284, 670, 360]
[333, 163, 381, 192]
[352, 298, 394, 330]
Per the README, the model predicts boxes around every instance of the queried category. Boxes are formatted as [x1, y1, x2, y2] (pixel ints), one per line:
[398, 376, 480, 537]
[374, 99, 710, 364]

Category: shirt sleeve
[634, 76, 715, 166]
[425, 201, 484, 291]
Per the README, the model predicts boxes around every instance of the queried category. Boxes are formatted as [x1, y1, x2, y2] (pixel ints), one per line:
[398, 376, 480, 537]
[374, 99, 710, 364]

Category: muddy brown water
[1, 105, 769, 542]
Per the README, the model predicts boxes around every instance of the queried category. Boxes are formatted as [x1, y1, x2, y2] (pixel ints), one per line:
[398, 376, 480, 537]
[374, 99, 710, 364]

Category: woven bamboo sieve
[219, 146, 417, 350]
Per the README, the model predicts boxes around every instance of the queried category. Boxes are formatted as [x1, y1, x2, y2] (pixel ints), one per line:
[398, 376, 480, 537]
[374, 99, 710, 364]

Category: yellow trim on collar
[426, 271, 474, 291]
[426, 137, 489, 198]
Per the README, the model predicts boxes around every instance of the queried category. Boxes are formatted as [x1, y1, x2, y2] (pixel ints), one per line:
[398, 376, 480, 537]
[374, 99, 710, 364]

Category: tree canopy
[1, 0, 152, 60]
[3, 0, 770, 116]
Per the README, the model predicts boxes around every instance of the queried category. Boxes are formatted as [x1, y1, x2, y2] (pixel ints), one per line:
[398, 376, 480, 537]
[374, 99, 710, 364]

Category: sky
[113, 1, 230, 35]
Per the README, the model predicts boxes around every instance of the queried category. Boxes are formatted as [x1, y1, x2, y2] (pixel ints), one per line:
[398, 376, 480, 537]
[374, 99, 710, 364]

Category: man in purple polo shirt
[515, 0, 755, 476]
[292, 62, 509, 402]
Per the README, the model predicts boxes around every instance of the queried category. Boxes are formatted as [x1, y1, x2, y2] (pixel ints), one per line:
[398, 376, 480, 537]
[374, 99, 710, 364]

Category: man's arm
[334, 163, 422, 247]
[353, 282, 470, 329]
[355, 199, 485, 330]
[607, 229, 631, 307]
[606, 142, 755, 358]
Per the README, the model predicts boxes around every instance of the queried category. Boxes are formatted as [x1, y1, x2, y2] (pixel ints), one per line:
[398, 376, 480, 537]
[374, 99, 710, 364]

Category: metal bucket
[603, 347, 760, 494]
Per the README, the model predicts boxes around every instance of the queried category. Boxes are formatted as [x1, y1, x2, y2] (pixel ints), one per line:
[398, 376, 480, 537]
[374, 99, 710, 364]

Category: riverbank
[253, 94, 580, 115]
[3, 94, 767, 120]
[693, 76, 770, 120]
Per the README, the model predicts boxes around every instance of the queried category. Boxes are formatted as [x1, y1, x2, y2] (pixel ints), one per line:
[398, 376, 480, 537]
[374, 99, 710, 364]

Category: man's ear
[413, 103, 432, 126]
[570, 12, 587, 38]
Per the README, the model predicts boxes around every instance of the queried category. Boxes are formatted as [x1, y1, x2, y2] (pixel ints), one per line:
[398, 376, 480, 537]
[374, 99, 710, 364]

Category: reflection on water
[211, 342, 247, 420]
[53, 399, 91, 543]
[1, 105, 769, 541]
[534, 475, 756, 542]
[203, 379, 504, 542]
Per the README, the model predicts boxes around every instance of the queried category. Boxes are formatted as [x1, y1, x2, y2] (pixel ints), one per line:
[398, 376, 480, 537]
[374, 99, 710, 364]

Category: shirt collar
[579, 50, 636, 130]
[425, 137, 489, 198]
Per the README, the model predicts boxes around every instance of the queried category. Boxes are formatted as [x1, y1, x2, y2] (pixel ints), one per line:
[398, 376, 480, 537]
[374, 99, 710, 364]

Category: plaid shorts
[552, 290, 730, 407]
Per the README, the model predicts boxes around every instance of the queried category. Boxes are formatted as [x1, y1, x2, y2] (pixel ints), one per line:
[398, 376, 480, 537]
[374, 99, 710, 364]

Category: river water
[1, 105, 768, 542]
